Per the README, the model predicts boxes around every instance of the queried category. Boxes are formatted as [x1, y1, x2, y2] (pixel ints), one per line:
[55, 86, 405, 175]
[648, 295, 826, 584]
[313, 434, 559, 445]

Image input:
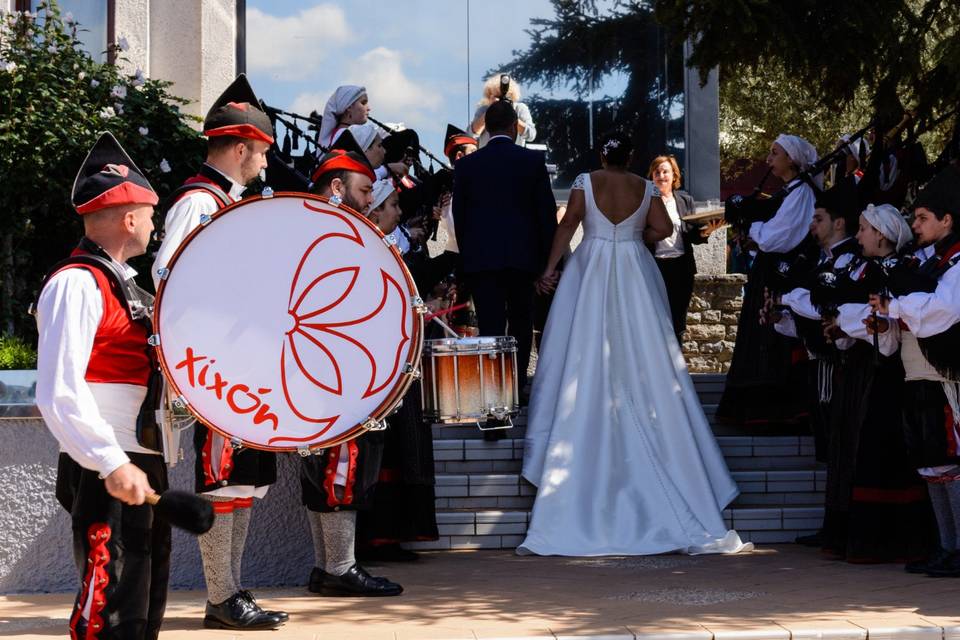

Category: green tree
[656, 0, 960, 163]
[0, 1, 205, 340]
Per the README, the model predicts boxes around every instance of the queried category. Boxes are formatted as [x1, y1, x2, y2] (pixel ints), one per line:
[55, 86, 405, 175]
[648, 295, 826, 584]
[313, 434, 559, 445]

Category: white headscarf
[369, 178, 395, 213]
[320, 85, 366, 146]
[775, 133, 822, 190]
[863, 203, 913, 251]
[347, 122, 380, 152]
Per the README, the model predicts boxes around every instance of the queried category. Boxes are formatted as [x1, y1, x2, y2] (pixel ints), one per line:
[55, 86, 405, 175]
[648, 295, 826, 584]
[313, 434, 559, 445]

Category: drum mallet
[145, 490, 215, 534]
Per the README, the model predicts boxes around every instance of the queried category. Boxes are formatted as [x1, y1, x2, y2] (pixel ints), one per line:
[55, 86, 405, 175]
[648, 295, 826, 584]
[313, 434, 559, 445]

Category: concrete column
[147, 0, 236, 122]
[113, 0, 150, 75]
[682, 39, 720, 203]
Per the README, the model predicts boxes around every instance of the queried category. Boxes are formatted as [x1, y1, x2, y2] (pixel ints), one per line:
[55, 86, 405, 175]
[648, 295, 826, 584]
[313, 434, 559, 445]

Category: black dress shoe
[314, 563, 403, 597]
[904, 547, 954, 574]
[925, 551, 960, 577]
[203, 592, 285, 630]
[795, 531, 823, 547]
[239, 589, 289, 621]
[307, 566, 329, 593]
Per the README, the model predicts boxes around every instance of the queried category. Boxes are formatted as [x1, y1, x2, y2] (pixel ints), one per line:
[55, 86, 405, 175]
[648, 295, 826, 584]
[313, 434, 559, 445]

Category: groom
[452, 99, 557, 404]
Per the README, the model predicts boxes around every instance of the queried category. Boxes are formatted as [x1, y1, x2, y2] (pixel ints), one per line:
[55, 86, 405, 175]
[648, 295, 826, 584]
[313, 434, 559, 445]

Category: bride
[518, 133, 751, 556]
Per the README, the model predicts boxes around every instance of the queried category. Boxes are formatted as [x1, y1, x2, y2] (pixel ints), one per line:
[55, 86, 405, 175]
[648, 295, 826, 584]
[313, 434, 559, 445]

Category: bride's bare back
[589, 169, 649, 225]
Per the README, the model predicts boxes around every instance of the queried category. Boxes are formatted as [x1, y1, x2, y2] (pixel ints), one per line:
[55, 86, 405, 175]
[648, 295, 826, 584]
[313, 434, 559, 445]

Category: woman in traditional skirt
[825, 204, 935, 562]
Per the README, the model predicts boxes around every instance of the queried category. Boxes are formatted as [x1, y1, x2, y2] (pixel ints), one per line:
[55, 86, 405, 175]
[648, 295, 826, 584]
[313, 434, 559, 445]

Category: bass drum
[153, 192, 423, 452]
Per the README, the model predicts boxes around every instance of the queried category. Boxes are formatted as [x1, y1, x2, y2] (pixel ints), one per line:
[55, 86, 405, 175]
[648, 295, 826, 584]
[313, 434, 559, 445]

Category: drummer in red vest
[151, 74, 287, 631]
[34, 132, 167, 639]
[296, 149, 403, 597]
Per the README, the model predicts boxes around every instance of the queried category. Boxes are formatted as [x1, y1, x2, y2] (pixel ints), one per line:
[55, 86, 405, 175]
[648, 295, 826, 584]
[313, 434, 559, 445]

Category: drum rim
[152, 191, 424, 453]
[423, 336, 517, 351]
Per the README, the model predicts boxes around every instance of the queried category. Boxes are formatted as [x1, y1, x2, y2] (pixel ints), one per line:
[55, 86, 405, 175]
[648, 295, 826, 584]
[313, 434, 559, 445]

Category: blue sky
[245, 0, 607, 162]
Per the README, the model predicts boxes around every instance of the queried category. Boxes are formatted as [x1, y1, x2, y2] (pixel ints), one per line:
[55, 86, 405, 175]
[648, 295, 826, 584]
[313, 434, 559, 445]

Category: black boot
[313, 563, 404, 597]
[925, 551, 960, 577]
[904, 547, 954, 574]
[203, 592, 286, 630]
[239, 589, 289, 622]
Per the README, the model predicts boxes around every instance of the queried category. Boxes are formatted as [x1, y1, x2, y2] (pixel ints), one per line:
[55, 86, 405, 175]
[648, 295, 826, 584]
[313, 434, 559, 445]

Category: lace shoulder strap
[571, 173, 587, 191]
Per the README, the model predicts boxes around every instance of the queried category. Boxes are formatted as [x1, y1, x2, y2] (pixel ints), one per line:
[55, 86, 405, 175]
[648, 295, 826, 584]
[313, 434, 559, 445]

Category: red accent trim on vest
[212, 501, 236, 514]
[937, 240, 960, 269]
[234, 497, 254, 509]
[851, 485, 927, 503]
[323, 447, 341, 508]
[70, 523, 111, 639]
[204, 123, 274, 144]
[173, 175, 233, 208]
[343, 440, 359, 504]
[75, 181, 158, 214]
[201, 430, 236, 486]
[53, 257, 151, 386]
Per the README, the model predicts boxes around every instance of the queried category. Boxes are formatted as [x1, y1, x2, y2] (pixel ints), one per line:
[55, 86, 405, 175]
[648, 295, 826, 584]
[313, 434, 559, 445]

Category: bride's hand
[536, 269, 560, 295]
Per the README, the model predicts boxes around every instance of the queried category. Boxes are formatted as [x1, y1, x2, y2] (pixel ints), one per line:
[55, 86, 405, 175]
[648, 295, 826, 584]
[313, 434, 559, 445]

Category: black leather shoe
[239, 589, 289, 622]
[203, 592, 285, 630]
[904, 547, 953, 574]
[925, 551, 960, 577]
[307, 566, 328, 593]
[795, 531, 823, 547]
[314, 563, 403, 596]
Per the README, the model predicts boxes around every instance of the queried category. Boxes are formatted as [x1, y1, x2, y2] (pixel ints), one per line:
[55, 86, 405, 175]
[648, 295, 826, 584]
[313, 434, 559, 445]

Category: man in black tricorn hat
[152, 74, 287, 631]
[34, 132, 166, 638]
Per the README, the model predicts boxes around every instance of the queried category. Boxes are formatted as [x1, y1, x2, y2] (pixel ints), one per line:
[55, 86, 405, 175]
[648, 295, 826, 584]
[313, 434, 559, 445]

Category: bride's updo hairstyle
[599, 132, 632, 167]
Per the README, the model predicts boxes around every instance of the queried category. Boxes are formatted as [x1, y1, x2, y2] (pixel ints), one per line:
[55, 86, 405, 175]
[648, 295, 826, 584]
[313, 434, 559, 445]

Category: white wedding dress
[518, 173, 751, 557]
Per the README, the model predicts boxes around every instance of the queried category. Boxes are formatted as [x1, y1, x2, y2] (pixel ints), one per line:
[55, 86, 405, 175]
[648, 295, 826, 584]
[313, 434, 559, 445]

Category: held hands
[104, 462, 154, 506]
[536, 269, 561, 295]
[868, 293, 890, 316]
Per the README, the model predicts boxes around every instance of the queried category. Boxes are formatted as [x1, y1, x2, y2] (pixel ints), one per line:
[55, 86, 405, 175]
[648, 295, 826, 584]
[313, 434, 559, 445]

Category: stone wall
[681, 274, 746, 373]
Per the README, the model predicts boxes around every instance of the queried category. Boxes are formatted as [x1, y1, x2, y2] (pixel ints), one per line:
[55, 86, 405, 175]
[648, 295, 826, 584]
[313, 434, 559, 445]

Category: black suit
[452, 136, 557, 388]
[653, 190, 707, 340]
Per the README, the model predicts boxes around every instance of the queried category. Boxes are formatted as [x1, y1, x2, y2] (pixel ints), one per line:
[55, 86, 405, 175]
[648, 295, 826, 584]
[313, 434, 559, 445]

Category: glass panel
[245, 0, 684, 189]
[57, 0, 109, 62]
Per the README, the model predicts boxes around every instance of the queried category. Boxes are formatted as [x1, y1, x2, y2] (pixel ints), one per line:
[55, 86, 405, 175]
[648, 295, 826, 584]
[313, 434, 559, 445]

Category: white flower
[138, 126, 149, 136]
[46, 44, 56, 53]
[99, 106, 115, 119]
[3, 61, 16, 73]
[117, 35, 129, 51]
[159, 159, 171, 173]
[77, 71, 85, 80]
[90, 78, 100, 88]
[131, 68, 145, 86]
[110, 84, 126, 99]
[113, 102, 124, 115]
[64, 11, 74, 23]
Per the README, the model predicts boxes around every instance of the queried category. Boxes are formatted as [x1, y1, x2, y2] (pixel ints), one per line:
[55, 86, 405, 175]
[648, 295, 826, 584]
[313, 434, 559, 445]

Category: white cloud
[247, 5, 352, 80]
[289, 47, 441, 127]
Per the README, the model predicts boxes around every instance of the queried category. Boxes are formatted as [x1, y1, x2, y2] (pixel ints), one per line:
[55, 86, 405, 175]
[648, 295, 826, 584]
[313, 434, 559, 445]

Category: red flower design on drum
[277, 201, 410, 439]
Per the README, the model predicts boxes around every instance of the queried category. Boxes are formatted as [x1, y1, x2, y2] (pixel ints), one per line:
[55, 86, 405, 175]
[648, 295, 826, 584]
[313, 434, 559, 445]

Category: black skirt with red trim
[821, 343, 936, 562]
[300, 431, 385, 512]
[901, 379, 960, 469]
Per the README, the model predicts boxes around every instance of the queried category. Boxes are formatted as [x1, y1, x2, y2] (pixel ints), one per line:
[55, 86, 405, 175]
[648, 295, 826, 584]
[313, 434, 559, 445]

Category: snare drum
[153, 192, 423, 452]
[421, 336, 518, 424]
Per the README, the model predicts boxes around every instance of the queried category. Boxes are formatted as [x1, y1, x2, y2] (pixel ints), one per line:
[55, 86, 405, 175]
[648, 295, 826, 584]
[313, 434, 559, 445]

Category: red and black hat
[443, 123, 476, 159]
[310, 147, 377, 185]
[71, 132, 159, 215]
[203, 73, 275, 144]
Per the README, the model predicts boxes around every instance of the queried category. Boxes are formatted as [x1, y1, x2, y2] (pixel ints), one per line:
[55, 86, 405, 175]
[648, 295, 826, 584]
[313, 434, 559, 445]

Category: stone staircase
[411, 373, 825, 551]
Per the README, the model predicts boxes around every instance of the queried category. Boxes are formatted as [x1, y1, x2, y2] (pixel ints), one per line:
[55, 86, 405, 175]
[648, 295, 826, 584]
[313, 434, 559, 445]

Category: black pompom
[152, 490, 215, 535]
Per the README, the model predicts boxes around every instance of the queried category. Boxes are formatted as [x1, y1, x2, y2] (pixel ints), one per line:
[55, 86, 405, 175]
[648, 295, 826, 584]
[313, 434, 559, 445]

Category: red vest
[54, 252, 151, 386]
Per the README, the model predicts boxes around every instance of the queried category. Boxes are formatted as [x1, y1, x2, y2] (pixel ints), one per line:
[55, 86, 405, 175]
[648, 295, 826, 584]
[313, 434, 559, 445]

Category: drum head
[154, 193, 422, 451]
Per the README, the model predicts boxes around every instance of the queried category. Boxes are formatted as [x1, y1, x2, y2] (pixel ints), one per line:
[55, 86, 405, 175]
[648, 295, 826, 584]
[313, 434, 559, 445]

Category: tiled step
[408, 506, 823, 550]
[434, 469, 825, 511]
[433, 436, 819, 474]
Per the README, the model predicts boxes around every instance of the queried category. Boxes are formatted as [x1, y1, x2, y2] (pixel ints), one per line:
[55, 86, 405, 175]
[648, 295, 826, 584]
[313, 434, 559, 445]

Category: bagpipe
[724, 121, 874, 232]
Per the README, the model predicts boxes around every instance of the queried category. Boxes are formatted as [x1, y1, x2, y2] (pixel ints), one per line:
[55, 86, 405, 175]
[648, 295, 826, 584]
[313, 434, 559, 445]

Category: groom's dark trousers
[452, 136, 557, 391]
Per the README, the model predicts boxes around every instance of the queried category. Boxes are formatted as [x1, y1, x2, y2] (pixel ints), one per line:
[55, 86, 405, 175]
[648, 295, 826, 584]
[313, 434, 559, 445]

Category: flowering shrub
[0, 1, 205, 339]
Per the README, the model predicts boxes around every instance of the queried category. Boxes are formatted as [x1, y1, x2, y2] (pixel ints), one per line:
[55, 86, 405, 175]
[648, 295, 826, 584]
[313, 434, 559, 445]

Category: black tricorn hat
[382, 128, 420, 165]
[815, 178, 861, 232]
[71, 132, 158, 214]
[444, 123, 476, 158]
[203, 73, 275, 144]
[914, 164, 960, 218]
